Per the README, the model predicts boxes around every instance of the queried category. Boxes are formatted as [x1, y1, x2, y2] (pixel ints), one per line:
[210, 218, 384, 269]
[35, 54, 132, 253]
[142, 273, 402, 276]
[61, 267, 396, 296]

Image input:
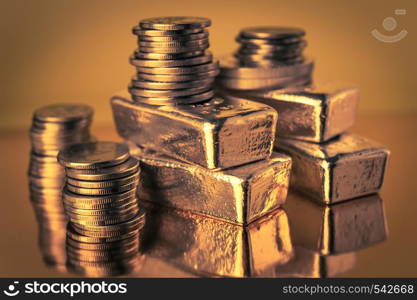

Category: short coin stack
[217, 26, 314, 90]
[57, 141, 145, 276]
[28, 104, 93, 268]
[129, 16, 219, 105]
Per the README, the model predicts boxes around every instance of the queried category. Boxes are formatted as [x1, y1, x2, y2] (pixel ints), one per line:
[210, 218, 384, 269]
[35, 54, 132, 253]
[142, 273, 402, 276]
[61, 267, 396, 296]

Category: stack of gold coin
[28, 104, 93, 269]
[217, 26, 314, 91]
[129, 16, 219, 105]
[57, 141, 145, 276]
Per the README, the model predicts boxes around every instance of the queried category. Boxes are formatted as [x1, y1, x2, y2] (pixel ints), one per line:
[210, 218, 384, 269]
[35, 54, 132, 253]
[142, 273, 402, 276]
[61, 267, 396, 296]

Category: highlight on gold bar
[111, 91, 277, 170]
[221, 82, 359, 143]
[129, 143, 291, 225]
[276, 133, 390, 204]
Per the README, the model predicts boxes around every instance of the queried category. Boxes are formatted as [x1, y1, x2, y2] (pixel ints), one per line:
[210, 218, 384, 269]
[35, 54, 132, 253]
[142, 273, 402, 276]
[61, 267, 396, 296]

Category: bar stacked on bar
[57, 142, 145, 276]
[112, 17, 291, 226]
[217, 26, 390, 204]
[28, 104, 93, 269]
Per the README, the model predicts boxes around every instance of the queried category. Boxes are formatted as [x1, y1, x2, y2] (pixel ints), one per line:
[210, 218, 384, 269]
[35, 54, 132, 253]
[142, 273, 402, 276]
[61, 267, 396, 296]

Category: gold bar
[218, 82, 359, 143]
[261, 247, 357, 278]
[111, 91, 277, 169]
[284, 192, 388, 255]
[276, 133, 390, 203]
[130, 144, 291, 225]
[140, 206, 293, 277]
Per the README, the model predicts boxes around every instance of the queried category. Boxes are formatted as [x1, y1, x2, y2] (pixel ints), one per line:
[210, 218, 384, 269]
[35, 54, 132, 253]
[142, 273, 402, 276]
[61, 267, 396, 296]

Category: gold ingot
[219, 82, 359, 143]
[261, 247, 356, 278]
[142, 206, 293, 277]
[130, 145, 291, 225]
[276, 133, 390, 203]
[111, 91, 277, 169]
[285, 192, 388, 255]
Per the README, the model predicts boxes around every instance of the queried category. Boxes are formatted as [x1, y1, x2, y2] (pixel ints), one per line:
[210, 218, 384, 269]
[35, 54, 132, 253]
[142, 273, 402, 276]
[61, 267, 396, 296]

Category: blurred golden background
[0, 0, 416, 129]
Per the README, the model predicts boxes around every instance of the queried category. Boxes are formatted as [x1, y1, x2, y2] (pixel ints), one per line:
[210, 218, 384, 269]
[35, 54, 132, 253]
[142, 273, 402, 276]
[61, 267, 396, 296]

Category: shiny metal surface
[111, 91, 277, 169]
[0, 115, 415, 277]
[276, 133, 389, 204]
[220, 82, 359, 143]
[130, 144, 291, 225]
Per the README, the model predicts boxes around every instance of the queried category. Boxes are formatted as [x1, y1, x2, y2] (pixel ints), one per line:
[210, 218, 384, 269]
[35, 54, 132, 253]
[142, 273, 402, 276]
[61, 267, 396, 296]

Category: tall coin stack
[28, 104, 93, 268]
[129, 16, 219, 105]
[57, 142, 145, 276]
[217, 27, 314, 90]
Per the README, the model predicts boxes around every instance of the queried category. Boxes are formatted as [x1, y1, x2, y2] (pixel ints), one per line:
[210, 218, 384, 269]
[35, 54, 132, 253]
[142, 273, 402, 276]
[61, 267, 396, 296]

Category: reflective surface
[0, 114, 416, 277]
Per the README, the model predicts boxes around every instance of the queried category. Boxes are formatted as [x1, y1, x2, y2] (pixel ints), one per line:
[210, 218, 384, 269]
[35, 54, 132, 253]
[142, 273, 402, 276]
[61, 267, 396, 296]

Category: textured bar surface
[285, 192, 388, 254]
[130, 145, 291, 225]
[111, 91, 277, 169]
[141, 206, 293, 277]
[276, 133, 390, 203]
[219, 82, 359, 143]
[261, 247, 356, 278]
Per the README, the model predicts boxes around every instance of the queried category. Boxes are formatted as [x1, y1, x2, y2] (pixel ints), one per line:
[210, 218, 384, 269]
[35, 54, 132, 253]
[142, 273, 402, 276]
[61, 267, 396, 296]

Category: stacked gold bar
[217, 26, 390, 204]
[57, 142, 145, 276]
[28, 104, 93, 270]
[111, 17, 292, 226]
[216, 26, 390, 276]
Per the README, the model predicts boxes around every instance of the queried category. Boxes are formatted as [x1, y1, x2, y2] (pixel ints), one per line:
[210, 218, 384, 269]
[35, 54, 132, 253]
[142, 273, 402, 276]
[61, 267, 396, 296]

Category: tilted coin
[34, 104, 93, 123]
[68, 209, 139, 226]
[239, 26, 305, 40]
[58, 142, 130, 169]
[139, 16, 211, 30]
[134, 50, 204, 60]
[64, 200, 138, 216]
[65, 157, 139, 181]
[66, 180, 138, 195]
[132, 26, 203, 36]
[219, 55, 314, 79]
[67, 224, 139, 243]
[136, 69, 219, 82]
[66, 172, 139, 189]
[63, 188, 136, 206]
[129, 52, 212, 68]
[67, 236, 138, 250]
[72, 211, 145, 233]
[132, 90, 214, 105]
[130, 77, 214, 90]
[138, 31, 208, 41]
[138, 38, 209, 48]
[139, 43, 209, 54]
[136, 60, 218, 75]
[129, 85, 211, 97]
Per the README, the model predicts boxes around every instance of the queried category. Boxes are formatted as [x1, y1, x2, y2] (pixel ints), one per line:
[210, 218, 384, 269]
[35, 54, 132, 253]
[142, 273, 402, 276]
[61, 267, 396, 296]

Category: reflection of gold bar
[130, 144, 291, 225]
[285, 192, 388, 255]
[111, 91, 277, 169]
[142, 206, 293, 277]
[219, 82, 359, 143]
[261, 247, 356, 278]
[276, 134, 390, 203]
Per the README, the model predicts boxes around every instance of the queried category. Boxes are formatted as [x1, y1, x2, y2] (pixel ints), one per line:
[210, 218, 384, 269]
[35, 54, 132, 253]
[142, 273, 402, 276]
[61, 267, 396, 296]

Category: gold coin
[65, 157, 139, 181]
[65, 180, 138, 195]
[58, 142, 130, 169]
[66, 173, 139, 189]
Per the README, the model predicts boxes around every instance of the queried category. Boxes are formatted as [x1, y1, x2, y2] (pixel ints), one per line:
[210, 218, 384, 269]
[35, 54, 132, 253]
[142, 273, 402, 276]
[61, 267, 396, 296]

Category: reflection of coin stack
[28, 104, 93, 269]
[217, 27, 313, 91]
[129, 16, 218, 105]
[112, 17, 291, 226]
[57, 142, 145, 276]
